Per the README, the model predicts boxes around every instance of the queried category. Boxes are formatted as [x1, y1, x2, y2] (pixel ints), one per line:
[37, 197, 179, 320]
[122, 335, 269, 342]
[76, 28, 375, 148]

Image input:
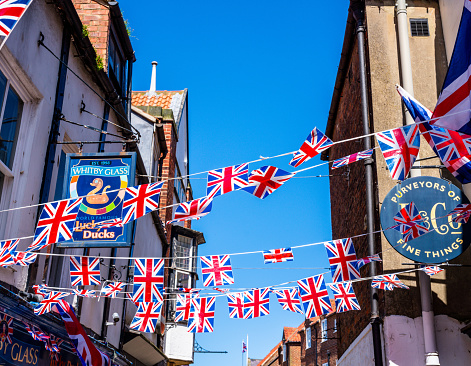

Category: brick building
[259, 341, 282, 366]
[322, 0, 471, 365]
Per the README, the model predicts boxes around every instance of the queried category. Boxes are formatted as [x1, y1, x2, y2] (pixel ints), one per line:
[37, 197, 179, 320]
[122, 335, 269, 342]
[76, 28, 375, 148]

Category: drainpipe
[350, 2, 383, 366]
[396, 1, 440, 365]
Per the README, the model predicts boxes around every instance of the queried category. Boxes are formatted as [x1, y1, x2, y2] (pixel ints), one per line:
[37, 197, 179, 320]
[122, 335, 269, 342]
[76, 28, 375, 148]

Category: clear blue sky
[120, 1, 349, 364]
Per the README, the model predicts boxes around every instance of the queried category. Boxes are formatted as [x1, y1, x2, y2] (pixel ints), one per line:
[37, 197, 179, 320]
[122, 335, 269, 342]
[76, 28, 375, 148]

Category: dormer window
[108, 30, 127, 102]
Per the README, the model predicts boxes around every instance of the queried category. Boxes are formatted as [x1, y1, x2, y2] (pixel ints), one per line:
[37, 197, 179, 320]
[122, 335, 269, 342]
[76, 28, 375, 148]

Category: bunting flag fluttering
[213, 287, 230, 293]
[101, 282, 125, 298]
[289, 127, 333, 167]
[356, 254, 382, 269]
[263, 248, 294, 264]
[175, 294, 193, 321]
[206, 163, 249, 197]
[331, 149, 374, 169]
[73, 289, 97, 298]
[448, 203, 471, 223]
[272, 287, 304, 314]
[132, 258, 164, 302]
[243, 288, 270, 319]
[328, 283, 360, 313]
[243, 166, 295, 199]
[430, 0, 471, 134]
[32, 284, 47, 296]
[227, 292, 245, 319]
[200, 255, 234, 287]
[421, 266, 444, 276]
[28, 198, 83, 251]
[371, 274, 409, 291]
[167, 196, 214, 224]
[23, 321, 49, 342]
[0, 313, 13, 344]
[188, 297, 216, 333]
[376, 125, 420, 181]
[392, 202, 429, 242]
[0, 239, 18, 266]
[324, 239, 360, 282]
[122, 182, 163, 224]
[34, 291, 69, 315]
[297, 274, 332, 318]
[130, 301, 163, 333]
[11, 251, 37, 266]
[70, 256, 101, 287]
[92, 218, 124, 229]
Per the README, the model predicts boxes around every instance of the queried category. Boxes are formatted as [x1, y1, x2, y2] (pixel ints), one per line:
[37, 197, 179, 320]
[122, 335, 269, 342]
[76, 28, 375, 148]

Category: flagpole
[246, 334, 249, 366]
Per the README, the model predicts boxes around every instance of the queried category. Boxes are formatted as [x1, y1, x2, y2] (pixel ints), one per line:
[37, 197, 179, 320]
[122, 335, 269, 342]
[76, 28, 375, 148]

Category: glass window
[107, 33, 127, 100]
[334, 318, 337, 333]
[306, 327, 311, 349]
[283, 344, 287, 362]
[174, 166, 186, 203]
[0, 84, 23, 169]
[321, 319, 328, 342]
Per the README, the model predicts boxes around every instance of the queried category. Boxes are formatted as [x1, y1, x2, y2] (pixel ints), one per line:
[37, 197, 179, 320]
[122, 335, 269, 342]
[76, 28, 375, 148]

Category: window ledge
[0, 159, 13, 178]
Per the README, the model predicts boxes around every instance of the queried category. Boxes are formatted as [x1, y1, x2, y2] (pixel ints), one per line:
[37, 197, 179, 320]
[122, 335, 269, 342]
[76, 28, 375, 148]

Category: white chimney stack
[148, 61, 158, 96]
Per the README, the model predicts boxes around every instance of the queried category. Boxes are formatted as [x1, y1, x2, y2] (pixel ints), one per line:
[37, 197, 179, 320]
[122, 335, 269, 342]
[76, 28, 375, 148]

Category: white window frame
[321, 319, 328, 342]
[306, 327, 311, 349]
[334, 318, 337, 333]
[283, 344, 287, 362]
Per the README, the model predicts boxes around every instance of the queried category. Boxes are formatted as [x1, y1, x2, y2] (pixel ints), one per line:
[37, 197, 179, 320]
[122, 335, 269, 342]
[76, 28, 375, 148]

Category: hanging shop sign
[59, 152, 136, 248]
[380, 176, 471, 263]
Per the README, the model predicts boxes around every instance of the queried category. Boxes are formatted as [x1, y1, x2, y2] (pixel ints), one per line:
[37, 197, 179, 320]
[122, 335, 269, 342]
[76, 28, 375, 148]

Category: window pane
[0, 72, 7, 112]
[306, 327, 311, 349]
[173, 235, 193, 270]
[0, 172, 4, 204]
[0, 86, 22, 168]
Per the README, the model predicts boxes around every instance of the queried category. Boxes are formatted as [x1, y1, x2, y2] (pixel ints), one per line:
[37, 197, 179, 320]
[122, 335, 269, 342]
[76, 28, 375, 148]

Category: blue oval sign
[380, 176, 471, 263]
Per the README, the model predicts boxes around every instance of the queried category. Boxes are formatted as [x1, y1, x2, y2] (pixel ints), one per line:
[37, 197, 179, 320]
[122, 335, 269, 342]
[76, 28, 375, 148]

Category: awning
[123, 332, 168, 366]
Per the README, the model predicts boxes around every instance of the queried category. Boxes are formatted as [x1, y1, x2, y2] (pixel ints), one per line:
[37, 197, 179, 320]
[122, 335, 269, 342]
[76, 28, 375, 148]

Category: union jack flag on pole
[263, 248, 294, 264]
[421, 266, 444, 276]
[297, 274, 332, 318]
[448, 203, 471, 223]
[324, 239, 361, 283]
[122, 182, 163, 224]
[11, 251, 37, 266]
[227, 292, 245, 319]
[0, 0, 32, 40]
[356, 254, 382, 269]
[132, 258, 164, 302]
[34, 291, 69, 315]
[430, 1, 471, 134]
[392, 202, 429, 242]
[243, 166, 295, 199]
[28, 198, 83, 251]
[289, 127, 333, 167]
[332, 149, 374, 169]
[200, 255, 234, 287]
[376, 125, 420, 181]
[206, 163, 249, 197]
[328, 283, 361, 313]
[175, 294, 193, 322]
[427, 128, 471, 162]
[0, 239, 18, 266]
[371, 274, 409, 291]
[0, 313, 13, 344]
[243, 288, 270, 319]
[130, 301, 163, 333]
[188, 297, 216, 333]
[272, 288, 303, 314]
[101, 282, 125, 298]
[70, 256, 101, 287]
[167, 196, 214, 224]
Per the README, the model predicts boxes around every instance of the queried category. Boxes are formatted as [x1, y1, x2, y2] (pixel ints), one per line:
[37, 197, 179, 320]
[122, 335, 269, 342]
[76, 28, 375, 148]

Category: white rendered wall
[164, 324, 194, 363]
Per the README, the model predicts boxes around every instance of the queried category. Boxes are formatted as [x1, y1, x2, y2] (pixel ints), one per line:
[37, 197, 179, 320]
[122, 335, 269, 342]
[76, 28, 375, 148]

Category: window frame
[283, 344, 287, 362]
[321, 319, 328, 342]
[306, 327, 311, 349]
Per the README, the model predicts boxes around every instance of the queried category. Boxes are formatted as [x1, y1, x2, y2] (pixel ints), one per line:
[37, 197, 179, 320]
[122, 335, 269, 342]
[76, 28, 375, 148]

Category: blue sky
[120, 1, 349, 364]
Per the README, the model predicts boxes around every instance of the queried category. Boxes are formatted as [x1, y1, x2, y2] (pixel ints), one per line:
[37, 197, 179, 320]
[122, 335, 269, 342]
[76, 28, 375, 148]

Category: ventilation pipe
[148, 61, 158, 96]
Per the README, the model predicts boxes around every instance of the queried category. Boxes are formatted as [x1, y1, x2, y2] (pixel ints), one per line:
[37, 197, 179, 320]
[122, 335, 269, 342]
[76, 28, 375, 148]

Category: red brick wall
[72, 0, 110, 69]
[300, 315, 338, 366]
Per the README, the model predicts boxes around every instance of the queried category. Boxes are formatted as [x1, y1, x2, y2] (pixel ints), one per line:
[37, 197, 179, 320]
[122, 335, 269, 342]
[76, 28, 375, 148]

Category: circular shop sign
[380, 176, 471, 263]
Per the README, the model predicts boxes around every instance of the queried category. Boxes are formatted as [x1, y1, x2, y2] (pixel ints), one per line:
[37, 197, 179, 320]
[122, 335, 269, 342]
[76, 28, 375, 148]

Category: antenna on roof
[148, 61, 158, 96]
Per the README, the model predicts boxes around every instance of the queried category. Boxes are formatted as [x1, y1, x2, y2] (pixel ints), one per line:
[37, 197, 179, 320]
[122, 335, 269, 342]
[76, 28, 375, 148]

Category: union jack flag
[23, 322, 49, 342]
[376, 125, 420, 181]
[243, 288, 270, 319]
[200, 255, 234, 287]
[32, 284, 47, 296]
[272, 287, 303, 314]
[206, 163, 249, 197]
[356, 254, 382, 269]
[430, 1, 471, 134]
[328, 282, 361, 313]
[73, 289, 97, 298]
[421, 266, 444, 276]
[448, 203, 471, 223]
[91, 218, 124, 229]
[11, 251, 37, 266]
[289, 127, 333, 167]
[227, 292, 245, 319]
[45, 334, 59, 353]
[175, 294, 193, 322]
[0, 239, 18, 266]
[34, 291, 69, 315]
[122, 182, 163, 224]
[324, 239, 360, 283]
[263, 248, 294, 264]
[213, 287, 230, 293]
[242, 341, 247, 353]
[56, 300, 110, 366]
[101, 282, 125, 298]
[371, 274, 409, 291]
[0, 313, 13, 344]
[332, 149, 374, 169]
[297, 274, 332, 318]
[177, 288, 200, 296]
[130, 301, 163, 333]
[392, 202, 429, 242]
[444, 155, 471, 184]
[167, 196, 214, 224]
[427, 128, 471, 162]
[28, 198, 83, 251]
[0, 0, 32, 37]
[396, 85, 433, 123]
[243, 166, 295, 199]
[188, 297, 216, 333]
[70, 256, 101, 287]
[133, 258, 164, 302]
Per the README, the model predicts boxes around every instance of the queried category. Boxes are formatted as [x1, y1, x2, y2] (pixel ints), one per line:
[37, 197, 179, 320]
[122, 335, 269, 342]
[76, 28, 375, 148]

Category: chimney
[148, 61, 158, 96]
